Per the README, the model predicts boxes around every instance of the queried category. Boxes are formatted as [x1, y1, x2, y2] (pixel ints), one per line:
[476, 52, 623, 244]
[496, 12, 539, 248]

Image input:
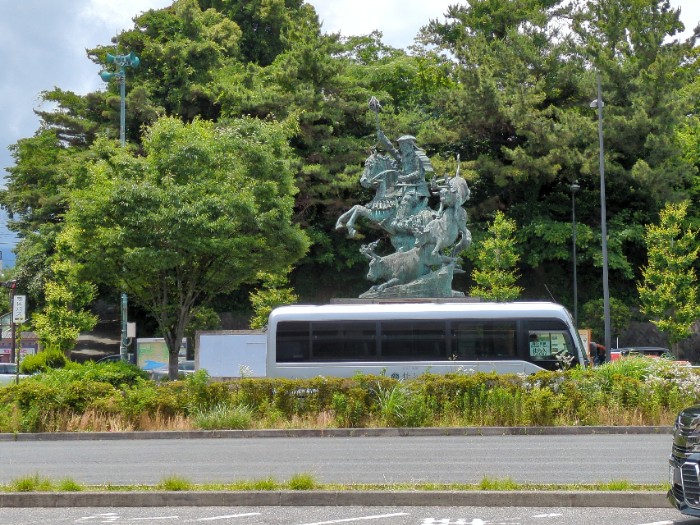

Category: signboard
[578, 329, 592, 362]
[529, 338, 551, 357]
[0, 338, 38, 364]
[12, 295, 26, 323]
[136, 339, 169, 370]
[136, 338, 187, 370]
[528, 331, 570, 359]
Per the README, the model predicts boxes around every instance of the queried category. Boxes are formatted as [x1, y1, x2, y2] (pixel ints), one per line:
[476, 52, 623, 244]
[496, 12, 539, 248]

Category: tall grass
[193, 403, 254, 430]
[157, 476, 193, 491]
[9, 473, 54, 492]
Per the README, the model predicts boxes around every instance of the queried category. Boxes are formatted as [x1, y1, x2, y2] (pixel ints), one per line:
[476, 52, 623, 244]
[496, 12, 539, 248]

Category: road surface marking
[299, 513, 409, 525]
[197, 514, 262, 521]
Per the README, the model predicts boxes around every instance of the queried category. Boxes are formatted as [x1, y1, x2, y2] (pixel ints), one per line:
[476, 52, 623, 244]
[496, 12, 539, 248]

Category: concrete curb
[0, 426, 672, 441]
[0, 490, 671, 508]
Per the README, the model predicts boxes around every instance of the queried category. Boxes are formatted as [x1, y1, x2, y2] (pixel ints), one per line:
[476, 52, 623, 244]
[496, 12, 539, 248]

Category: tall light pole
[100, 51, 139, 147]
[100, 51, 139, 362]
[570, 181, 580, 328]
[590, 73, 612, 360]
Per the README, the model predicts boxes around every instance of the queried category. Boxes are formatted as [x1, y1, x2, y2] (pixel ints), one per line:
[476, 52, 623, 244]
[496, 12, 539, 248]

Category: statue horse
[335, 152, 400, 238]
[415, 175, 471, 264]
[383, 188, 433, 252]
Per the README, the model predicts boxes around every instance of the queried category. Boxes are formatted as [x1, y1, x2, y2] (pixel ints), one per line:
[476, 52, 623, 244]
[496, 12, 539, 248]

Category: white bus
[266, 302, 587, 379]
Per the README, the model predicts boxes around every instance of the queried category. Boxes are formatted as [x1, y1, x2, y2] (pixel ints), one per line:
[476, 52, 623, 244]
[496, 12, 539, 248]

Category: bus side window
[379, 320, 447, 360]
[452, 320, 516, 360]
[311, 321, 377, 361]
[277, 321, 310, 362]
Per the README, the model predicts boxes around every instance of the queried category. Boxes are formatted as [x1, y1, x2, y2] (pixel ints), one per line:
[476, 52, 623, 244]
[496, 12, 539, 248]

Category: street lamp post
[590, 73, 612, 360]
[100, 52, 139, 147]
[570, 181, 580, 328]
[100, 51, 139, 362]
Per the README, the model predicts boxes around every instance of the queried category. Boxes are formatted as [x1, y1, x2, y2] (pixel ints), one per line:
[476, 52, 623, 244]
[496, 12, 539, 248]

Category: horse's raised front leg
[335, 207, 355, 232]
[336, 205, 366, 237]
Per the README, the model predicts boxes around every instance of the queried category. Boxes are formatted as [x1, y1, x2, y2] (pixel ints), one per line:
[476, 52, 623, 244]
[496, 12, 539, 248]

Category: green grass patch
[478, 476, 521, 490]
[287, 473, 318, 490]
[157, 475, 193, 491]
[9, 473, 54, 492]
[0, 474, 670, 493]
[56, 478, 83, 492]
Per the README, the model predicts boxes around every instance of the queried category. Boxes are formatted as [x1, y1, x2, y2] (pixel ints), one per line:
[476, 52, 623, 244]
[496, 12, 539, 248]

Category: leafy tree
[60, 117, 309, 378]
[31, 259, 98, 355]
[469, 211, 523, 301]
[572, 0, 696, 205]
[1, 130, 99, 307]
[416, 0, 700, 322]
[249, 268, 299, 329]
[5, 0, 700, 336]
[184, 305, 221, 353]
[419, 0, 605, 305]
[637, 200, 700, 354]
[580, 296, 631, 343]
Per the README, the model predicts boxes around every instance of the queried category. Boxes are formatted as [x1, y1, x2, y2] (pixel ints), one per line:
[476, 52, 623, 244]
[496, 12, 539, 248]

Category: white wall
[195, 331, 267, 378]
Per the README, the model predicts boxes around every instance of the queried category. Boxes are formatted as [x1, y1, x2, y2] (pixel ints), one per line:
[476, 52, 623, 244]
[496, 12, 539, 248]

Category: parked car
[669, 405, 700, 516]
[618, 346, 672, 357]
[95, 353, 135, 364]
[610, 347, 690, 365]
[150, 360, 195, 381]
[0, 363, 28, 385]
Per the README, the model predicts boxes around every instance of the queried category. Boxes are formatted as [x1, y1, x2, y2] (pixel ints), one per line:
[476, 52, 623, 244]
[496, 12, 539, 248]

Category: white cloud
[310, 0, 453, 48]
[79, 0, 171, 27]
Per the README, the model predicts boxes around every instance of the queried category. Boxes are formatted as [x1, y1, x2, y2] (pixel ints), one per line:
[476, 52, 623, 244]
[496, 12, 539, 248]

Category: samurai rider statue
[336, 97, 472, 298]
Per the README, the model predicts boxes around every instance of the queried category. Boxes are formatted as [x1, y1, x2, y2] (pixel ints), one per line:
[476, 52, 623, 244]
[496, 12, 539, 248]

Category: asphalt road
[0, 505, 696, 525]
[0, 432, 673, 486]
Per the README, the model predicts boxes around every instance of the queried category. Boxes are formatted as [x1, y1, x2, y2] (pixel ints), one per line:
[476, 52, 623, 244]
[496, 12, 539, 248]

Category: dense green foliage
[1, 0, 700, 357]
[469, 211, 523, 301]
[637, 201, 700, 350]
[0, 358, 696, 432]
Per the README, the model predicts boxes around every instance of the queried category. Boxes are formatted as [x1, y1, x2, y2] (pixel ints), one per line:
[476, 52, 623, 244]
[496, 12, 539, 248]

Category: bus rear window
[526, 320, 575, 362]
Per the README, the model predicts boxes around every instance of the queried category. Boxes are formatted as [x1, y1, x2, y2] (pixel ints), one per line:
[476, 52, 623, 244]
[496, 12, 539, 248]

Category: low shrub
[1, 357, 698, 432]
[20, 350, 67, 374]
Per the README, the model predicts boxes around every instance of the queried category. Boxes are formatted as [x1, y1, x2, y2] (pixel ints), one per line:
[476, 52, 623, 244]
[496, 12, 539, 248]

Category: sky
[0, 0, 699, 266]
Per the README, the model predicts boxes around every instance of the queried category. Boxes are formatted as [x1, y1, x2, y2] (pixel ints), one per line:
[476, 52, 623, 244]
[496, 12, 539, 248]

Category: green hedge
[0, 357, 698, 433]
